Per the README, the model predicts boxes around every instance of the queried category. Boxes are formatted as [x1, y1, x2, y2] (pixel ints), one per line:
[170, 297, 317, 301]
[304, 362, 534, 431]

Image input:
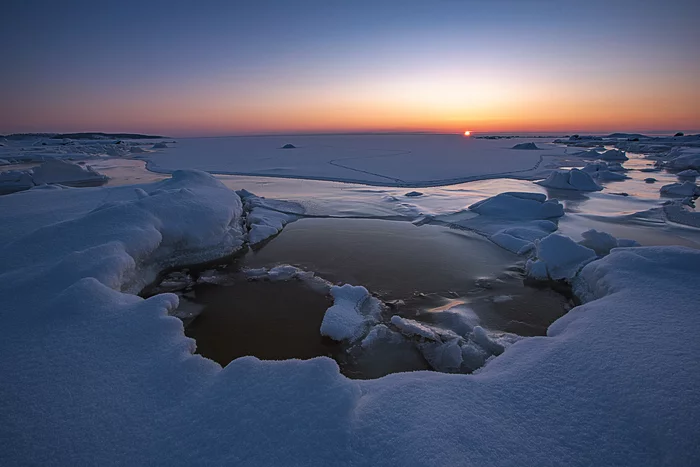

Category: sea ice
[536, 168, 603, 191]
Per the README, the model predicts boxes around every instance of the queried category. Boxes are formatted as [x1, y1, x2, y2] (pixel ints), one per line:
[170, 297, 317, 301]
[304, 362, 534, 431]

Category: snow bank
[0, 170, 245, 292]
[536, 168, 603, 191]
[660, 181, 700, 197]
[320, 284, 382, 342]
[579, 229, 640, 256]
[526, 233, 596, 281]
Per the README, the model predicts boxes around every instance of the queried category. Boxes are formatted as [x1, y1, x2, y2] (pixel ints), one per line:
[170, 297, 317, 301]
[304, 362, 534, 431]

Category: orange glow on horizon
[464, 130, 471, 136]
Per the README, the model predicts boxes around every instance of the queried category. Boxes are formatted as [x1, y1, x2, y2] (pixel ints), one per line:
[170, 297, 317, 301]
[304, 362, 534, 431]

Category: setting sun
[464, 130, 471, 136]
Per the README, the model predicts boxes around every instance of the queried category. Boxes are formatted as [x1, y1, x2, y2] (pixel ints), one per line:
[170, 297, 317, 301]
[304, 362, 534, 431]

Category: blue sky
[2, 0, 698, 135]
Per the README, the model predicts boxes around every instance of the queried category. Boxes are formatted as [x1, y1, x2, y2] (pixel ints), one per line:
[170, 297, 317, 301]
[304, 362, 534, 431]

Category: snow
[579, 229, 640, 256]
[1, 168, 700, 464]
[536, 168, 603, 191]
[320, 284, 382, 342]
[526, 233, 597, 281]
[660, 181, 700, 197]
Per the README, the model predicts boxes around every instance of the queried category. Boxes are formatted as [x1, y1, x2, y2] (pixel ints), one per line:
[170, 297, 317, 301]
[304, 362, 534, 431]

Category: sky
[1, 0, 699, 136]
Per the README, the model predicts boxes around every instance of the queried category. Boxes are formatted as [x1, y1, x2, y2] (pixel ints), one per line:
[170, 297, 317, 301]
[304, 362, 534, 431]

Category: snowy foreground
[1, 169, 699, 465]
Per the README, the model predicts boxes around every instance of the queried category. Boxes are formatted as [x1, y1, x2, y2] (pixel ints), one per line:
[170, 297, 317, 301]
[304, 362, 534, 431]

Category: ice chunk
[526, 233, 597, 281]
[536, 168, 602, 191]
[320, 284, 381, 342]
[468, 192, 564, 219]
[511, 142, 538, 150]
[579, 229, 640, 256]
[404, 191, 423, 197]
[581, 161, 627, 181]
[677, 169, 699, 178]
[31, 160, 108, 185]
[390, 315, 441, 340]
[599, 149, 628, 161]
[239, 191, 302, 244]
[660, 181, 700, 197]
[418, 339, 464, 372]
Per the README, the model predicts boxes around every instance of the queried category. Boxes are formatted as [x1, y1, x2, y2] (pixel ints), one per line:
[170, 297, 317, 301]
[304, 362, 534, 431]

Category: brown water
[150, 217, 572, 378]
[185, 280, 338, 365]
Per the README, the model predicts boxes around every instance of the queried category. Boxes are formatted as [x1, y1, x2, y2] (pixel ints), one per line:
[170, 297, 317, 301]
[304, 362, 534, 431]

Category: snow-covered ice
[537, 168, 603, 191]
[141, 135, 574, 186]
[320, 284, 382, 342]
[579, 229, 640, 256]
[526, 233, 597, 281]
[0, 159, 108, 193]
[660, 181, 700, 197]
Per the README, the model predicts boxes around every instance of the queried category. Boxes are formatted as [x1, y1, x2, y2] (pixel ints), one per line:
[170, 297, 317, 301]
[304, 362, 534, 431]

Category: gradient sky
[1, 0, 699, 136]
